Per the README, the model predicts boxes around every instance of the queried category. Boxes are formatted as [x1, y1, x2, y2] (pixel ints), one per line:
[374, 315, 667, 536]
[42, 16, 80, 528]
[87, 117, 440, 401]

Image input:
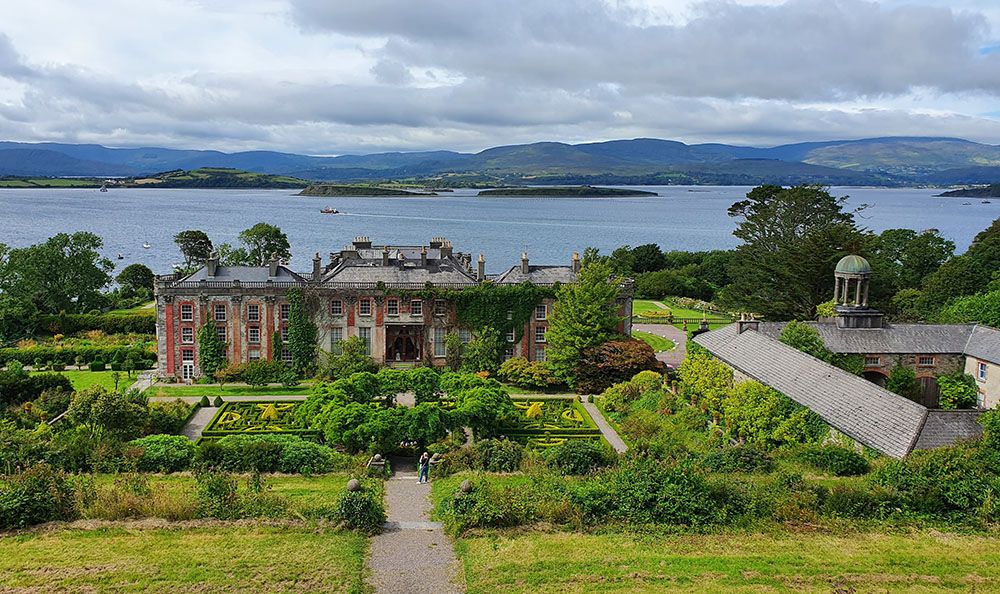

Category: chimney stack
[353, 236, 372, 249]
[382, 246, 390, 266]
[206, 252, 219, 278]
[521, 251, 530, 275]
[440, 240, 453, 258]
[736, 313, 760, 334]
[571, 251, 581, 273]
[421, 246, 428, 266]
[268, 255, 279, 278]
[477, 254, 485, 281]
[312, 252, 322, 281]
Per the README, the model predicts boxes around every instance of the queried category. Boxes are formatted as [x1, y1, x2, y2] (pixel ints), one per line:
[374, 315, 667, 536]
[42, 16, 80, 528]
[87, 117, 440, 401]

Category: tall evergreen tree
[722, 185, 866, 320]
[286, 287, 318, 376]
[545, 261, 622, 386]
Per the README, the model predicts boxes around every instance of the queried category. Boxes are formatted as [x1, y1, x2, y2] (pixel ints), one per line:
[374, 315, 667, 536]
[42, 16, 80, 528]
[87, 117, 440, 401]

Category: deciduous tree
[173, 230, 213, 269]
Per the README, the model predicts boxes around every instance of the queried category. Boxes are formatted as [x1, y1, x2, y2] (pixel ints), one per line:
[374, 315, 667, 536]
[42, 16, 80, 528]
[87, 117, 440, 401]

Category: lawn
[106, 301, 156, 315]
[40, 370, 125, 391]
[632, 330, 675, 352]
[151, 383, 314, 398]
[454, 531, 1000, 593]
[0, 526, 368, 593]
[90, 473, 352, 508]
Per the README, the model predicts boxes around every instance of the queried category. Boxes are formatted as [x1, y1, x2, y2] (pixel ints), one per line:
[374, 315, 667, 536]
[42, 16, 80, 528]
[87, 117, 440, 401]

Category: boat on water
[142, 242, 151, 249]
[116, 253, 124, 260]
[320, 207, 339, 214]
[983, 200, 992, 204]
[99, 184, 108, 192]
[962, 202, 972, 205]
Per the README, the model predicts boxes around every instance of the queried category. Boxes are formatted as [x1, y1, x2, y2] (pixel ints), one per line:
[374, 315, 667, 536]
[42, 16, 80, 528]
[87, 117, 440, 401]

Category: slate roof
[182, 265, 305, 283]
[694, 324, 929, 458]
[964, 325, 1000, 363]
[757, 322, 977, 354]
[322, 259, 479, 286]
[495, 265, 577, 286]
[912, 410, 983, 451]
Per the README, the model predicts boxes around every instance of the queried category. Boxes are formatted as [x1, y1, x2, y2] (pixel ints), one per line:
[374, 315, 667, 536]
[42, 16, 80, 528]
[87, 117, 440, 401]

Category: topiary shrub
[542, 439, 615, 475]
[212, 396, 224, 407]
[0, 463, 77, 529]
[129, 434, 196, 473]
[798, 445, 870, 476]
[471, 438, 524, 472]
[52, 363, 66, 372]
[198, 395, 210, 407]
[701, 444, 775, 474]
[630, 370, 664, 393]
[89, 360, 106, 372]
[336, 484, 386, 534]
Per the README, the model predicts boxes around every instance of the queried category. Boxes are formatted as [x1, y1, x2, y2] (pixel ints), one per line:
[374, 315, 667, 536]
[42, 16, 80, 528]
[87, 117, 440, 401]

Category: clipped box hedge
[39, 313, 156, 335]
[1, 345, 155, 367]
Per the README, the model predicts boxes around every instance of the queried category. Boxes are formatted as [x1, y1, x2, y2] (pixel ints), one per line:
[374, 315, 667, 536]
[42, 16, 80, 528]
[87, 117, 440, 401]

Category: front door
[385, 325, 422, 362]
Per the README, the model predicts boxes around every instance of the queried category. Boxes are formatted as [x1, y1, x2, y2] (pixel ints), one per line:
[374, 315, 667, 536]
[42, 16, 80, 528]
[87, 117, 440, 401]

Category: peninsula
[936, 184, 1000, 198]
[298, 184, 436, 196]
[477, 185, 658, 197]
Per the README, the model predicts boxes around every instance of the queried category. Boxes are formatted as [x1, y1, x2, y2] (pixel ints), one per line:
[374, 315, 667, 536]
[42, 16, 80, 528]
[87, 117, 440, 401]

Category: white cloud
[0, 0, 997, 153]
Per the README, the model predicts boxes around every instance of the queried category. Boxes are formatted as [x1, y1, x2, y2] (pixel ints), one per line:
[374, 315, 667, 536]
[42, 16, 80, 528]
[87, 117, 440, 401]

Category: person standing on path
[418, 451, 430, 484]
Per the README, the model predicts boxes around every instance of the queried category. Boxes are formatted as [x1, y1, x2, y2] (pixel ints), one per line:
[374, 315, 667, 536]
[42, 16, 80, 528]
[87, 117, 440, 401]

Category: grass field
[106, 301, 156, 315]
[632, 330, 675, 352]
[36, 370, 124, 391]
[455, 531, 1000, 593]
[151, 384, 314, 397]
[0, 526, 369, 593]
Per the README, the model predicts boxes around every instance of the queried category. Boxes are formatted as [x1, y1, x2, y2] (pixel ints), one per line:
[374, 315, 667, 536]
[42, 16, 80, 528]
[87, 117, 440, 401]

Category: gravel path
[180, 406, 218, 441]
[580, 399, 628, 453]
[633, 322, 688, 368]
[368, 458, 464, 594]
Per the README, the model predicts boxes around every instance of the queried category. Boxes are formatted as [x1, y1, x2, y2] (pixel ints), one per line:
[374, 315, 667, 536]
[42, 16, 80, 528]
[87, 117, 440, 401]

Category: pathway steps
[368, 459, 464, 594]
[180, 406, 217, 441]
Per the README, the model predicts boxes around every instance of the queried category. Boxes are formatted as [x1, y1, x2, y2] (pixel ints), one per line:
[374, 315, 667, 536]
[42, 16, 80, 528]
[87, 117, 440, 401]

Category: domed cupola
[833, 254, 883, 328]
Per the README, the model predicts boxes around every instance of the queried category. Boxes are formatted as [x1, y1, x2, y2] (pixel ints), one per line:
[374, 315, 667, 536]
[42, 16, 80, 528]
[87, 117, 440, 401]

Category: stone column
[854, 278, 861, 306]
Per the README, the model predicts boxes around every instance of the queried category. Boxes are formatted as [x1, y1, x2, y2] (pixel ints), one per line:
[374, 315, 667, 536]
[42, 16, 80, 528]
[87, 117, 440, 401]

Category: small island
[0, 168, 312, 189]
[936, 184, 1000, 198]
[298, 184, 436, 197]
[477, 185, 658, 197]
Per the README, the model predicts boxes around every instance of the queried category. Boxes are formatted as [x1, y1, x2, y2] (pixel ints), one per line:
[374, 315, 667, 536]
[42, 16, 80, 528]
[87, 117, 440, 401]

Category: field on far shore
[454, 530, 1000, 593]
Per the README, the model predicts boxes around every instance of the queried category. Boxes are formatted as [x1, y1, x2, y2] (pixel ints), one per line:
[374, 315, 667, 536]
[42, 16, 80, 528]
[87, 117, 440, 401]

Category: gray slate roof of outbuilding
[495, 265, 577, 286]
[964, 325, 1000, 363]
[757, 321, 977, 354]
[182, 265, 305, 283]
[694, 324, 929, 458]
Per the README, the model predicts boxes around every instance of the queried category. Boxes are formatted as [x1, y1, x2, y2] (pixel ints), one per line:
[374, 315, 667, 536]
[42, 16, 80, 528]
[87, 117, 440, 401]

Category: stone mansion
[155, 236, 634, 380]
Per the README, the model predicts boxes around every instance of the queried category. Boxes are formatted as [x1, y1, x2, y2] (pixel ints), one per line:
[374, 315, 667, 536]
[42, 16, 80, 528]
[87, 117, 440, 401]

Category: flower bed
[201, 400, 320, 441]
[500, 397, 602, 448]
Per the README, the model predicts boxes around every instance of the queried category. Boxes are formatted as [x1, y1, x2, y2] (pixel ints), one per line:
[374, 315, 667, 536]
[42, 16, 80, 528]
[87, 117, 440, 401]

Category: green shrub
[39, 312, 155, 335]
[89, 360, 106, 372]
[408, 367, 441, 403]
[630, 370, 664, 393]
[575, 339, 661, 395]
[336, 484, 386, 534]
[0, 463, 77, 529]
[820, 483, 895, 519]
[471, 438, 524, 472]
[701, 444, 775, 474]
[542, 440, 614, 475]
[194, 469, 240, 519]
[211, 434, 336, 474]
[437, 478, 537, 534]
[598, 381, 642, 414]
[497, 357, 561, 390]
[799, 445, 870, 476]
[52, 363, 66, 372]
[198, 395, 210, 407]
[0, 369, 73, 406]
[145, 400, 194, 435]
[937, 372, 978, 409]
[212, 396, 224, 407]
[0, 420, 54, 475]
[870, 443, 992, 516]
[193, 440, 226, 468]
[129, 434, 195, 473]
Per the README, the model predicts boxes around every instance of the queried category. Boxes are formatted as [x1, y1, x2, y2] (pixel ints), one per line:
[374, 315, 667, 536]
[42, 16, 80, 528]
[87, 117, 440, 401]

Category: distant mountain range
[2, 136, 1000, 186]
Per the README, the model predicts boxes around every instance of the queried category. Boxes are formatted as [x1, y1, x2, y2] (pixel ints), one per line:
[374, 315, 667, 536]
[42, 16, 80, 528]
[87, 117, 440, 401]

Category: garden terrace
[501, 397, 602, 448]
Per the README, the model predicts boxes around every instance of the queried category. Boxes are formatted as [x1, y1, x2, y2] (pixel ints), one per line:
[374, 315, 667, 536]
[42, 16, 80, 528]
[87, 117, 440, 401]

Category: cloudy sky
[1, 0, 999, 154]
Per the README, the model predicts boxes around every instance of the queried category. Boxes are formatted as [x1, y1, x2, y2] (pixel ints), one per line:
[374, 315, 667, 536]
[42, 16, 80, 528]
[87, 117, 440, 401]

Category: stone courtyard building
[695, 254, 1000, 457]
[155, 236, 633, 380]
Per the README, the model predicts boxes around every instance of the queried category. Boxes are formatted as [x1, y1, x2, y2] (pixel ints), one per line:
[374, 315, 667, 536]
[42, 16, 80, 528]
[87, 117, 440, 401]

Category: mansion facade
[155, 236, 634, 379]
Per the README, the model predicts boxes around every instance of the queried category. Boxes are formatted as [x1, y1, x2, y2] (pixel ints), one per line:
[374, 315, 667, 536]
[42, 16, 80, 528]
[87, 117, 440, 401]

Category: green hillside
[136, 168, 310, 188]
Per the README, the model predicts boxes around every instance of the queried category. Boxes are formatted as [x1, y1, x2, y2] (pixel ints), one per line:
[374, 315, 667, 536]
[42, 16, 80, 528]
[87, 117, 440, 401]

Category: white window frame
[979, 362, 989, 382]
[330, 327, 344, 354]
[505, 347, 514, 360]
[535, 326, 546, 343]
[214, 303, 227, 322]
[387, 299, 399, 316]
[506, 328, 515, 343]
[330, 300, 343, 316]
[247, 303, 260, 322]
[248, 326, 260, 344]
[359, 299, 372, 317]
[248, 350, 260, 361]
[280, 326, 288, 343]
[180, 303, 193, 322]
[358, 327, 372, 355]
[281, 347, 292, 363]
[434, 299, 447, 316]
[535, 304, 547, 320]
[410, 300, 422, 316]
[534, 347, 546, 362]
[216, 325, 226, 342]
[459, 329, 471, 344]
[917, 355, 935, 367]
[433, 328, 445, 357]
[279, 303, 290, 321]
[181, 327, 194, 344]
[181, 349, 194, 362]
[864, 356, 880, 367]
